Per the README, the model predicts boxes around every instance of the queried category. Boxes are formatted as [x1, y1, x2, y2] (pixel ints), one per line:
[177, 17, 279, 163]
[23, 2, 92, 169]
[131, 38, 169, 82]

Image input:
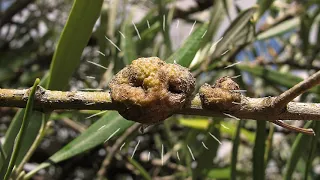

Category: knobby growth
[109, 57, 195, 124]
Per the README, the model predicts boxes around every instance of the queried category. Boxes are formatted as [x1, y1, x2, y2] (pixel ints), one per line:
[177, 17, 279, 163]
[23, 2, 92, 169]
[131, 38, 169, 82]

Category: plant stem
[273, 70, 320, 110]
[0, 88, 320, 121]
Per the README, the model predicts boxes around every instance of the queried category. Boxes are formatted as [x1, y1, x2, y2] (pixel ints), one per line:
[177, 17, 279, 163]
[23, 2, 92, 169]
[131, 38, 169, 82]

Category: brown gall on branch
[199, 76, 241, 111]
[198, 76, 315, 136]
[109, 57, 195, 124]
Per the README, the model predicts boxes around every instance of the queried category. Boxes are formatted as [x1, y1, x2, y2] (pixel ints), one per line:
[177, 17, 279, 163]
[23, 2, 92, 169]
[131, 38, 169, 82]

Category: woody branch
[0, 81, 319, 121]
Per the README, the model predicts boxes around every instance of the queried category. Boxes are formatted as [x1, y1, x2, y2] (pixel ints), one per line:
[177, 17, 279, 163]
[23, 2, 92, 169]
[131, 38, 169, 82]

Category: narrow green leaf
[157, 0, 172, 58]
[304, 122, 320, 179]
[207, 1, 225, 40]
[222, 0, 232, 21]
[47, 0, 103, 90]
[178, 118, 209, 130]
[179, 118, 255, 143]
[96, 4, 109, 69]
[264, 124, 274, 163]
[133, 7, 158, 35]
[0, 148, 13, 179]
[122, 18, 137, 65]
[2, 78, 40, 180]
[188, 1, 226, 68]
[208, 168, 231, 179]
[237, 64, 320, 93]
[0, 142, 5, 161]
[25, 112, 134, 178]
[252, 121, 266, 180]
[207, 167, 247, 179]
[213, 7, 257, 57]
[0, 74, 48, 169]
[166, 23, 208, 67]
[232, 22, 255, 46]
[127, 157, 152, 180]
[257, 17, 300, 40]
[137, 22, 161, 53]
[194, 120, 221, 179]
[257, 0, 274, 18]
[231, 120, 243, 180]
[284, 121, 313, 180]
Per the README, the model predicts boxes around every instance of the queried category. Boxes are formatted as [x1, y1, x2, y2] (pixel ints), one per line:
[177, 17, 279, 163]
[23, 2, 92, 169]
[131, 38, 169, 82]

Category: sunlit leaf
[257, 18, 300, 40]
[178, 118, 209, 130]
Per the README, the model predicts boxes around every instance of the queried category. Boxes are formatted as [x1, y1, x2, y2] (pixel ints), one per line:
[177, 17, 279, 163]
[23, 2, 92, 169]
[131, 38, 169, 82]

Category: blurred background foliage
[0, 0, 320, 179]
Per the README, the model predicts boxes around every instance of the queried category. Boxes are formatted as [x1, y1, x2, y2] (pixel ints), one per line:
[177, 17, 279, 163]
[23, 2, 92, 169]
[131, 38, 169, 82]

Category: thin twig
[61, 118, 87, 133]
[272, 70, 320, 109]
[271, 120, 315, 136]
[97, 123, 140, 179]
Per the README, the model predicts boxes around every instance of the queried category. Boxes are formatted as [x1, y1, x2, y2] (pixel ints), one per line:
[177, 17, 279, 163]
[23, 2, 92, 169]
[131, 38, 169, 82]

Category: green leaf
[166, 23, 208, 67]
[0, 142, 5, 161]
[127, 157, 152, 180]
[1, 78, 40, 180]
[96, 4, 109, 69]
[179, 118, 255, 143]
[252, 121, 266, 180]
[207, 167, 247, 179]
[257, 17, 300, 40]
[0, 148, 13, 180]
[264, 124, 274, 163]
[137, 22, 161, 53]
[178, 118, 209, 130]
[237, 64, 320, 93]
[213, 7, 257, 57]
[188, 1, 226, 68]
[122, 18, 137, 65]
[25, 112, 134, 178]
[156, 0, 172, 58]
[222, 0, 232, 21]
[194, 120, 221, 179]
[257, 0, 274, 18]
[47, 0, 103, 90]
[207, 168, 231, 179]
[0, 74, 48, 169]
[284, 121, 313, 180]
[231, 120, 243, 180]
[304, 122, 320, 179]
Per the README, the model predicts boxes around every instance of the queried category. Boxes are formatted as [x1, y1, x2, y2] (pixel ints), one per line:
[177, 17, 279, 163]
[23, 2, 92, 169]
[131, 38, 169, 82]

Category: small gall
[199, 76, 241, 111]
